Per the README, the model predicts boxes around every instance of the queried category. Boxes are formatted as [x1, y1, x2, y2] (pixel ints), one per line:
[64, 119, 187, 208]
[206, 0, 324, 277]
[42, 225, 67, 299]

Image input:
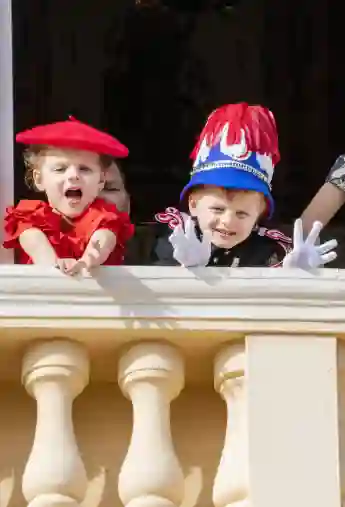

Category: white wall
[0, 0, 14, 263]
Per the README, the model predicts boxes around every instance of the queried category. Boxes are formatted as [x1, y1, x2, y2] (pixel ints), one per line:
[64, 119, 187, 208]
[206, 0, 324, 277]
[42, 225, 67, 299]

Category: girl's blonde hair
[23, 145, 113, 190]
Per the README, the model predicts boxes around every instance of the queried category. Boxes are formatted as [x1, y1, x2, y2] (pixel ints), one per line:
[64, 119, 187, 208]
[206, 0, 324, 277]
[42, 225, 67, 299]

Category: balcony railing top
[1, 265, 345, 337]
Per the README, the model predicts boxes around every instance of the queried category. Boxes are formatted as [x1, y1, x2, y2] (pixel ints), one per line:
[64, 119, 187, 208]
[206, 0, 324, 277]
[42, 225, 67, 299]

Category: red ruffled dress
[3, 198, 134, 265]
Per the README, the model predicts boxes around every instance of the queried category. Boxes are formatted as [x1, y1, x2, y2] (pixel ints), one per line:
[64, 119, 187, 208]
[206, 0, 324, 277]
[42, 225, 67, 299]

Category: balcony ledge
[0, 265, 344, 333]
[1, 265, 345, 383]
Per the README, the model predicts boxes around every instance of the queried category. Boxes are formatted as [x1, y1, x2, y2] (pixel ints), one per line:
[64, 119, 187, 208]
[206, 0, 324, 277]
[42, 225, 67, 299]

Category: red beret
[16, 116, 129, 158]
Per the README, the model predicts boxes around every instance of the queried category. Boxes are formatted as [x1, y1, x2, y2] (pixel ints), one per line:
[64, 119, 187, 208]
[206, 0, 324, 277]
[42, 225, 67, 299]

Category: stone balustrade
[0, 265, 345, 507]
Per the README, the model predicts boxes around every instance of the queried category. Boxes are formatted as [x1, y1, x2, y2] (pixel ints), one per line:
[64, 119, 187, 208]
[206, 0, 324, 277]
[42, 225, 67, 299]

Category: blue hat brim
[180, 167, 274, 219]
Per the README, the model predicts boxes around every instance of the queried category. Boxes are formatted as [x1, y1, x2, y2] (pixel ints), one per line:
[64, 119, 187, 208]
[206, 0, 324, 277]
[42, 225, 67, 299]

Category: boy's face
[188, 186, 265, 249]
[34, 147, 104, 217]
[100, 162, 130, 213]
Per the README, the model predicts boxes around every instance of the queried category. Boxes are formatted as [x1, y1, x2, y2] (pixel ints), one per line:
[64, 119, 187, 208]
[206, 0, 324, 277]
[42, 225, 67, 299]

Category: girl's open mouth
[65, 188, 82, 199]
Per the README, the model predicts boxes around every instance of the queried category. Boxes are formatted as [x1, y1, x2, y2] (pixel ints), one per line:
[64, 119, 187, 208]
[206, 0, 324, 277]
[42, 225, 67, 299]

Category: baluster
[118, 342, 185, 507]
[213, 343, 249, 507]
[22, 339, 89, 507]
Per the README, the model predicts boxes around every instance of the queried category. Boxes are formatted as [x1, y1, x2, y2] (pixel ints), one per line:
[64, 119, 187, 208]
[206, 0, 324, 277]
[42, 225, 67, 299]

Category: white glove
[283, 219, 338, 270]
[169, 215, 212, 267]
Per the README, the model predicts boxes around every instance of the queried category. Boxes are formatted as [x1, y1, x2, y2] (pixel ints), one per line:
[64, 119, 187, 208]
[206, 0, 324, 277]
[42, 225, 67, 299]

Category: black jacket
[152, 220, 292, 267]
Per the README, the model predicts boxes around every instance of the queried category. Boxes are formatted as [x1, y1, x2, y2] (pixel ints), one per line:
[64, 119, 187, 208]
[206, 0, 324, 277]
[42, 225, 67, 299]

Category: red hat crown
[191, 102, 280, 166]
[16, 116, 129, 158]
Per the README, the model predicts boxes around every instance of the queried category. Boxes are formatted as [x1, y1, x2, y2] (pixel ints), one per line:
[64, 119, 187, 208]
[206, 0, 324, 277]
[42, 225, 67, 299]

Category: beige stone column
[246, 335, 341, 507]
[338, 342, 345, 505]
[118, 342, 185, 507]
[213, 342, 249, 507]
[22, 340, 89, 507]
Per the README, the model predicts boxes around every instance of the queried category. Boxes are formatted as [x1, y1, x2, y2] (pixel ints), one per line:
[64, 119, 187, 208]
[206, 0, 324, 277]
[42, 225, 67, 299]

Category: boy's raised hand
[283, 219, 338, 270]
[169, 215, 212, 267]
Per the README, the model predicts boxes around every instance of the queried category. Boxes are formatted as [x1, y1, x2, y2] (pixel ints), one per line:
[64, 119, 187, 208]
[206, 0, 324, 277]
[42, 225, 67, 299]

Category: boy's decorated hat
[16, 116, 129, 158]
[181, 102, 280, 218]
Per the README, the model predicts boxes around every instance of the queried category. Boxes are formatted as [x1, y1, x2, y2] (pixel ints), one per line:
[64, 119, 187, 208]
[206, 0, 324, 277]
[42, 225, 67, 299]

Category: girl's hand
[56, 258, 85, 276]
[56, 232, 115, 276]
[79, 237, 102, 270]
